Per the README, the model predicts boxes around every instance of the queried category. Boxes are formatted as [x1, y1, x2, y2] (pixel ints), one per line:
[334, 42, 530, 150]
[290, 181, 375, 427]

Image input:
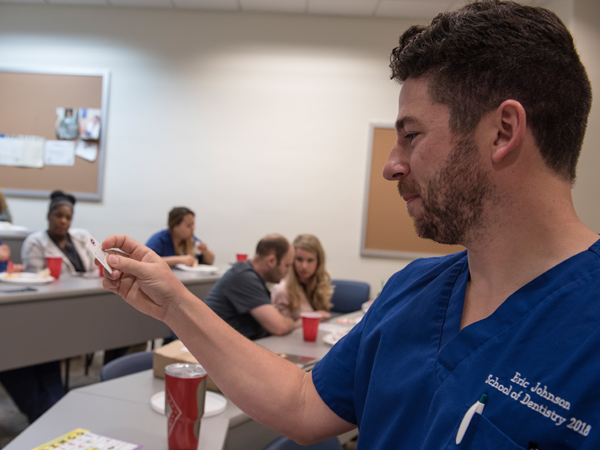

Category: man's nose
[383, 141, 410, 181]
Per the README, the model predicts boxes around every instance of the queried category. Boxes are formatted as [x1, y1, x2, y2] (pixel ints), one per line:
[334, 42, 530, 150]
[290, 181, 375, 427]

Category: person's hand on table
[180, 254, 196, 267]
[317, 310, 331, 321]
[194, 242, 215, 265]
[99, 235, 189, 321]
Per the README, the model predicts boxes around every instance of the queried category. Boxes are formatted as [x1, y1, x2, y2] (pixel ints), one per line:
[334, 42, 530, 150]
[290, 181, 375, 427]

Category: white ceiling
[0, 0, 553, 20]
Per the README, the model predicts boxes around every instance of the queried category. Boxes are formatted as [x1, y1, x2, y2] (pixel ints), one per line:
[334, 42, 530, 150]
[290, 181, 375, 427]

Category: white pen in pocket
[86, 234, 113, 275]
[456, 394, 487, 445]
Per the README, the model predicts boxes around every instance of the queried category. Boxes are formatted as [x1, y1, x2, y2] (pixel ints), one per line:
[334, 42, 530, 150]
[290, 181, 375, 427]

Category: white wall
[1, 1, 598, 297]
[0, 4, 418, 294]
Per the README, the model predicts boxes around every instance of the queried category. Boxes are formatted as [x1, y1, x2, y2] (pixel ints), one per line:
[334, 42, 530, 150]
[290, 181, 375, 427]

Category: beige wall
[0, 1, 598, 295]
[571, 0, 600, 232]
[0, 4, 416, 294]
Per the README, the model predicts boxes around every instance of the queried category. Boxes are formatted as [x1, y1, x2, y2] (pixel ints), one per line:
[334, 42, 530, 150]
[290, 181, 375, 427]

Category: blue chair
[329, 279, 370, 313]
[100, 351, 154, 382]
[263, 436, 343, 450]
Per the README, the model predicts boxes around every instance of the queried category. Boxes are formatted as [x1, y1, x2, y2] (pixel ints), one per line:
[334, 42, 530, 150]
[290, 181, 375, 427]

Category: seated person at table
[0, 240, 24, 273]
[146, 207, 215, 267]
[0, 239, 62, 423]
[21, 190, 95, 274]
[0, 191, 92, 422]
[0, 361, 65, 424]
[0, 189, 12, 223]
[204, 234, 295, 340]
[272, 234, 332, 327]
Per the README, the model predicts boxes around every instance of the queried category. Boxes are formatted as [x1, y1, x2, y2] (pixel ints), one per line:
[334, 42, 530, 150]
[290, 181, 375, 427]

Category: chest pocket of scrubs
[445, 413, 526, 450]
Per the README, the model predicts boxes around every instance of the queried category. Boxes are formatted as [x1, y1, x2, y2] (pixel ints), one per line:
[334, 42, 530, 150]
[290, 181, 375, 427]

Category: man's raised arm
[100, 235, 355, 444]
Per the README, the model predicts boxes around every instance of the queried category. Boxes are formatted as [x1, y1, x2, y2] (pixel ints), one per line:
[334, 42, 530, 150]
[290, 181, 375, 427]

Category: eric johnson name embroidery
[482, 371, 591, 437]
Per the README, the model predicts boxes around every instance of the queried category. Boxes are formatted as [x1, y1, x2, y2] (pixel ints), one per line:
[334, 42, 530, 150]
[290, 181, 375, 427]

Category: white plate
[151, 391, 227, 418]
[0, 272, 55, 285]
[335, 316, 362, 325]
[322, 330, 349, 346]
[174, 264, 219, 274]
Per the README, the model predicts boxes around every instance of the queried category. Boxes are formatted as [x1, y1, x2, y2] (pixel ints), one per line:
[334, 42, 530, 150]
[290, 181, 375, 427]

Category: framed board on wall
[0, 66, 110, 201]
[361, 123, 464, 259]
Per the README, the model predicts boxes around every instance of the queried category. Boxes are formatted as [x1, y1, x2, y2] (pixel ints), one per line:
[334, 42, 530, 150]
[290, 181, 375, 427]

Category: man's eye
[405, 133, 418, 142]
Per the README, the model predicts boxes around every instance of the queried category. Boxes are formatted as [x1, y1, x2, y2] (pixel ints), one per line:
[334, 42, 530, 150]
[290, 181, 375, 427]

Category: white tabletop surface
[4, 309, 361, 450]
[0, 269, 222, 371]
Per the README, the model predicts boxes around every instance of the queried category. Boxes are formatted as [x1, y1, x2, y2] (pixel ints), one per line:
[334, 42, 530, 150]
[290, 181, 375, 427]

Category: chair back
[100, 351, 154, 382]
[330, 279, 370, 313]
[263, 436, 343, 450]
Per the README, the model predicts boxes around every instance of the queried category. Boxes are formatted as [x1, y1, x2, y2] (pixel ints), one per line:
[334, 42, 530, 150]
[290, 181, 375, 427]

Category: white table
[255, 312, 362, 362]
[5, 312, 361, 450]
[0, 270, 220, 371]
[3, 371, 230, 450]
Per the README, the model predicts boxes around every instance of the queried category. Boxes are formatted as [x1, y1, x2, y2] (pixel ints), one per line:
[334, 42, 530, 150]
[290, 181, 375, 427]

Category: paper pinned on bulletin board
[0, 135, 44, 168]
[75, 140, 98, 162]
[44, 140, 75, 166]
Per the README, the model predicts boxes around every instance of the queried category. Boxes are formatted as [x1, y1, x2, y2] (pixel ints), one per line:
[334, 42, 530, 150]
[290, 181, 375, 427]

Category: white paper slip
[86, 234, 113, 274]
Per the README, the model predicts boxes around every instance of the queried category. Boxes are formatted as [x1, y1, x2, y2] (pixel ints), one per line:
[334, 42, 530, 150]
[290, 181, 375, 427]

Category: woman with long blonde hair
[271, 234, 333, 326]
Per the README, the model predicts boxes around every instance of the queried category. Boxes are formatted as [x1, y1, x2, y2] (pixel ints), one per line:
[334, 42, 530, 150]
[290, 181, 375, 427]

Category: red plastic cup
[236, 253, 248, 262]
[165, 363, 207, 450]
[46, 256, 63, 280]
[301, 312, 321, 342]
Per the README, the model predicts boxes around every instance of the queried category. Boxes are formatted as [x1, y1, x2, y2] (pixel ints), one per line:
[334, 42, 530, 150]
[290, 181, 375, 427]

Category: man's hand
[100, 235, 188, 321]
[99, 236, 354, 444]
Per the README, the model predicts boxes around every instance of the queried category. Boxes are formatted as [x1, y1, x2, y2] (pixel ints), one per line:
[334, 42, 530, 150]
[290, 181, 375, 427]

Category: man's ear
[265, 254, 277, 269]
[491, 100, 527, 164]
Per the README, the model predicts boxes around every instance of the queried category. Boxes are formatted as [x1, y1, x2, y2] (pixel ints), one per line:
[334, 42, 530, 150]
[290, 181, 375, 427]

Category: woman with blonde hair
[146, 207, 214, 267]
[271, 234, 333, 327]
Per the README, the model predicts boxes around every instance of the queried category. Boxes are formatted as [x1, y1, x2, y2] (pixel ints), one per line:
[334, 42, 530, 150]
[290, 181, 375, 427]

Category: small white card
[86, 234, 113, 274]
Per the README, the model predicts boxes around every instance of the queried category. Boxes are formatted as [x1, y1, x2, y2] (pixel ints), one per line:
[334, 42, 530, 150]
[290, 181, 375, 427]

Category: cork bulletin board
[0, 67, 110, 200]
[361, 123, 464, 259]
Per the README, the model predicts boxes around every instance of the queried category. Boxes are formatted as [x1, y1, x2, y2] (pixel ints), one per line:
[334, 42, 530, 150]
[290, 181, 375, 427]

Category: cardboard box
[153, 339, 221, 392]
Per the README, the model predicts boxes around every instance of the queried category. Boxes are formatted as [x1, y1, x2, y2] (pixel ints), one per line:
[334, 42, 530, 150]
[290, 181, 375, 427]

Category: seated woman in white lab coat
[21, 190, 95, 274]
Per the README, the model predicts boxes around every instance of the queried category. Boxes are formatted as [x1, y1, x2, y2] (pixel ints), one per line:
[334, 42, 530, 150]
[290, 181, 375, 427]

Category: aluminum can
[165, 363, 207, 450]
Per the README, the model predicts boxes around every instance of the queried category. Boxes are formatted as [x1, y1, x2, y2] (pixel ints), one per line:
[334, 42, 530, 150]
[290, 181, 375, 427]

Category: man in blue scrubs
[101, 1, 600, 448]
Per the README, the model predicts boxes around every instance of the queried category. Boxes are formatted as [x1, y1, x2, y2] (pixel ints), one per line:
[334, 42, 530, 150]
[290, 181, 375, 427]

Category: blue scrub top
[313, 240, 600, 449]
[146, 229, 204, 264]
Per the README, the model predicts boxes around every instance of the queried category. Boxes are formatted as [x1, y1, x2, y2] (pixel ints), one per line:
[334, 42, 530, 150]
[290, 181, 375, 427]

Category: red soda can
[165, 363, 207, 450]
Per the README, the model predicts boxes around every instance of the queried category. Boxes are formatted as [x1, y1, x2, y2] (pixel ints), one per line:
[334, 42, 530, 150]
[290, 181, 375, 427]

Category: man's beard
[264, 265, 283, 284]
[397, 136, 494, 245]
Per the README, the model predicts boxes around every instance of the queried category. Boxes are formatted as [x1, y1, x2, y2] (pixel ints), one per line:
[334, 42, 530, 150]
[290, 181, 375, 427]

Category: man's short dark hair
[255, 234, 290, 263]
[390, 0, 592, 183]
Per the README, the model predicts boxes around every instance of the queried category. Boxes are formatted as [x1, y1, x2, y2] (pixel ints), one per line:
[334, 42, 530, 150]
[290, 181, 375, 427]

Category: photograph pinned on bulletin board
[55, 107, 79, 140]
[78, 108, 101, 141]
